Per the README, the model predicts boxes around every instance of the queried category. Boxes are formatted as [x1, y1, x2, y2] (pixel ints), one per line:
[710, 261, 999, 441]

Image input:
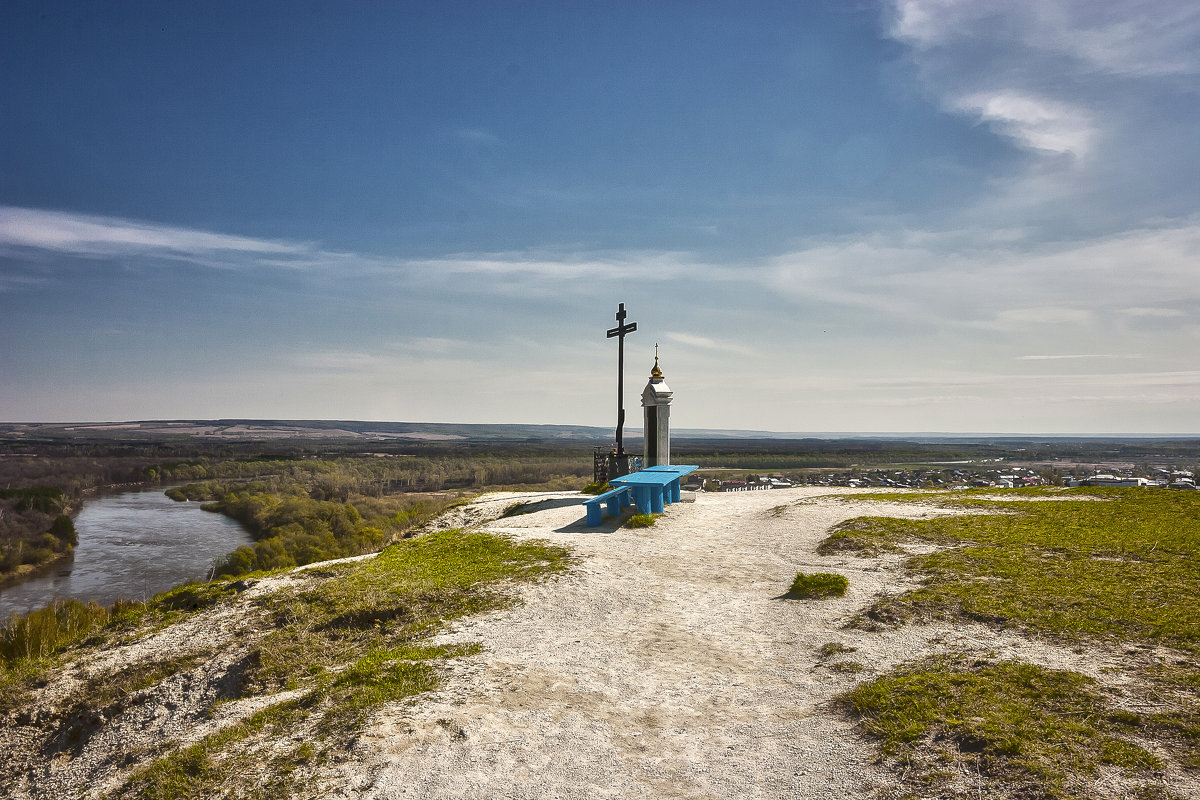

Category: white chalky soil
[333, 488, 1003, 799]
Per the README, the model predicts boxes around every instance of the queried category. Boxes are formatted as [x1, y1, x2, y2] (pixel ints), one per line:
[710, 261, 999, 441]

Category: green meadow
[832, 488, 1199, 799]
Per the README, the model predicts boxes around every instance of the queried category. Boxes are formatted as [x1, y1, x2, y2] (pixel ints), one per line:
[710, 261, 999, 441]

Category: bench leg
[606, 495, 620, 518]
[586, 504, 602, 527]
[633, 487, 651, 515]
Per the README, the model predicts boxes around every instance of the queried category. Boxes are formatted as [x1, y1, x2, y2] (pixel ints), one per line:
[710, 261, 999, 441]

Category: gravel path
[328, 488, 1023, 799]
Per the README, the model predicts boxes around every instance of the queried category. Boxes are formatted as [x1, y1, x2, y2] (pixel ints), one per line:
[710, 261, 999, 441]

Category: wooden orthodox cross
[606, 302, 637, 462]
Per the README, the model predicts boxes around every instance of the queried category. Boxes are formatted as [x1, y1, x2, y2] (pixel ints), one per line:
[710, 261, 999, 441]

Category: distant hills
[0, 419, 1198, 445]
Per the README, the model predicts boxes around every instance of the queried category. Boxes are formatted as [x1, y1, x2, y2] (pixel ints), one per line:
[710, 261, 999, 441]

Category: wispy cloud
[884, 0, 1200, 195]
[290, 350, 386, 372]
[454, 127, 503, 147]
[0, 206, 309, 264]
[0, 206, 715, 289]
[1016, 354, 1139, 361]
[951, 91, 1093, 157]
[0, 272, 46, 293]
[664, 331, 754, 356]
[889, 1, 1200, 77]
[1119, 307, 1185, 318]
[856, 369, 1200, 393]
[406, 250, 707, 283]
[764, 220, 1200, 332]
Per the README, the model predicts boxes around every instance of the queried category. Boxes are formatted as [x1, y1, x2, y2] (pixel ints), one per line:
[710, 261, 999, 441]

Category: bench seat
[610, 465, 699, 515]
[581, 485, 632, 527]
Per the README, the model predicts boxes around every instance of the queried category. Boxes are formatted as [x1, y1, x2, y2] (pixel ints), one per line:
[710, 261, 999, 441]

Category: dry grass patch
[830, 488, 1200, 797]
[843, 656, 1169, 799]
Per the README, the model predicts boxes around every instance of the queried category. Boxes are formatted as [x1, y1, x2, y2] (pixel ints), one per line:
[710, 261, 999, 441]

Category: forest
[2, 423, 1198, 585]
[0, 434, 594, 584]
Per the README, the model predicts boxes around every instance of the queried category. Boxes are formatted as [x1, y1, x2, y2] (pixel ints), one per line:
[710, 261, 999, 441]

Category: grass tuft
[627, 513, 656, 528]
[819, 641, 858, 657]
[789, 571, 848, 598]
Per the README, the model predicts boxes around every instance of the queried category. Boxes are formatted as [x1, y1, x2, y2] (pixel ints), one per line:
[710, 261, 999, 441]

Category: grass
[114, 528, 571, 799]
[129, 694, 317, 800]
[0, 579, 240, 708]
[1, 598, 111, 667]
[827, 487, 1200, 796]
[842, 656, 1162, 799]
[627, 513, 656, 528]
[788, 571, 848, 598]
[819, 641, 857, 657]
[832, 489, 1199, 650]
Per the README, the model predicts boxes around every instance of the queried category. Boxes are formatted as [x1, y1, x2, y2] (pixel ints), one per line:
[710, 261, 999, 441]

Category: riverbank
[0, 488, 80, 592]
[0, 482, 161, 592]
[0, 551, 73, 592]
[0, 488, 252, 619]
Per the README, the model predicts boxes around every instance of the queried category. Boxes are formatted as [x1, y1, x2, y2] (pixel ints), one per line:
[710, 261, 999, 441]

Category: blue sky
[2, 1, 1199, 433]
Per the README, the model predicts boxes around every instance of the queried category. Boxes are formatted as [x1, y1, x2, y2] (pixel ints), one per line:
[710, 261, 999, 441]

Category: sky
[2, 0, 1199, 434]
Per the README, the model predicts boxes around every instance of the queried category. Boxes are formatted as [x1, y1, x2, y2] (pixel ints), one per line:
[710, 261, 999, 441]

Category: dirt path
[327, 487, 1045, 799]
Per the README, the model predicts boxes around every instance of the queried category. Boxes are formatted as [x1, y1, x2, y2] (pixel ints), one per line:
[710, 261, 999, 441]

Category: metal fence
[593, 448, 643, 485]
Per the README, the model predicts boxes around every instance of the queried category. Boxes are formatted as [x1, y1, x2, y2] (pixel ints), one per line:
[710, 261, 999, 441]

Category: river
[0, 487, 253, 619]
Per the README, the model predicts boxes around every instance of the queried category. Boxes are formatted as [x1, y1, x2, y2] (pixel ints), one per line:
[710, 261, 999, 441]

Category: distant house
[1079, 474, 1149, 487]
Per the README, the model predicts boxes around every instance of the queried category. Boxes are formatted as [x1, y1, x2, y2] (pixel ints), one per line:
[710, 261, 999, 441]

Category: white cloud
[0, 206, 307, 262]
[889, 0, 1200, 77]
[0, 206, 717, 290]
[291, 350, 385, 372]
[406, 251, 705, 283]
[763, 220, 1200, 332]
[1016, 354, 1137, 361]
[1118, 307, 1185, 318]
[952, 91, 1093, 157]
[455, 128, 503, 147]
[993, 306, 1094, 327]
[664, 331, 754, 356]
[884, 0, 1200, 189]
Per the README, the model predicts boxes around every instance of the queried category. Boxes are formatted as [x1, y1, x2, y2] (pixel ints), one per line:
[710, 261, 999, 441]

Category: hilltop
[2, 487, 1196, 799]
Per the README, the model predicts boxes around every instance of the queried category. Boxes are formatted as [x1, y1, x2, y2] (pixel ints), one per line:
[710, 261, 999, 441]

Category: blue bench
[581, 485, 633, 527]
[610, 465, 699, 515]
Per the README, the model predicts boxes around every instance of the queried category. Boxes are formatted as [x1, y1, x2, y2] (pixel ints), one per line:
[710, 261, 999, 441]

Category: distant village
[690, 465, 1198, 492]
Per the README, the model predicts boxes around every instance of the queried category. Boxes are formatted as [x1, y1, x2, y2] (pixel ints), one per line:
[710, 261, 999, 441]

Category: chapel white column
[641, 350, 673, 467]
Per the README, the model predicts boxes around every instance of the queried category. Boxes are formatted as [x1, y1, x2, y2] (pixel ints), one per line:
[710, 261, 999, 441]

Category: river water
[0, 488, 253, 619]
